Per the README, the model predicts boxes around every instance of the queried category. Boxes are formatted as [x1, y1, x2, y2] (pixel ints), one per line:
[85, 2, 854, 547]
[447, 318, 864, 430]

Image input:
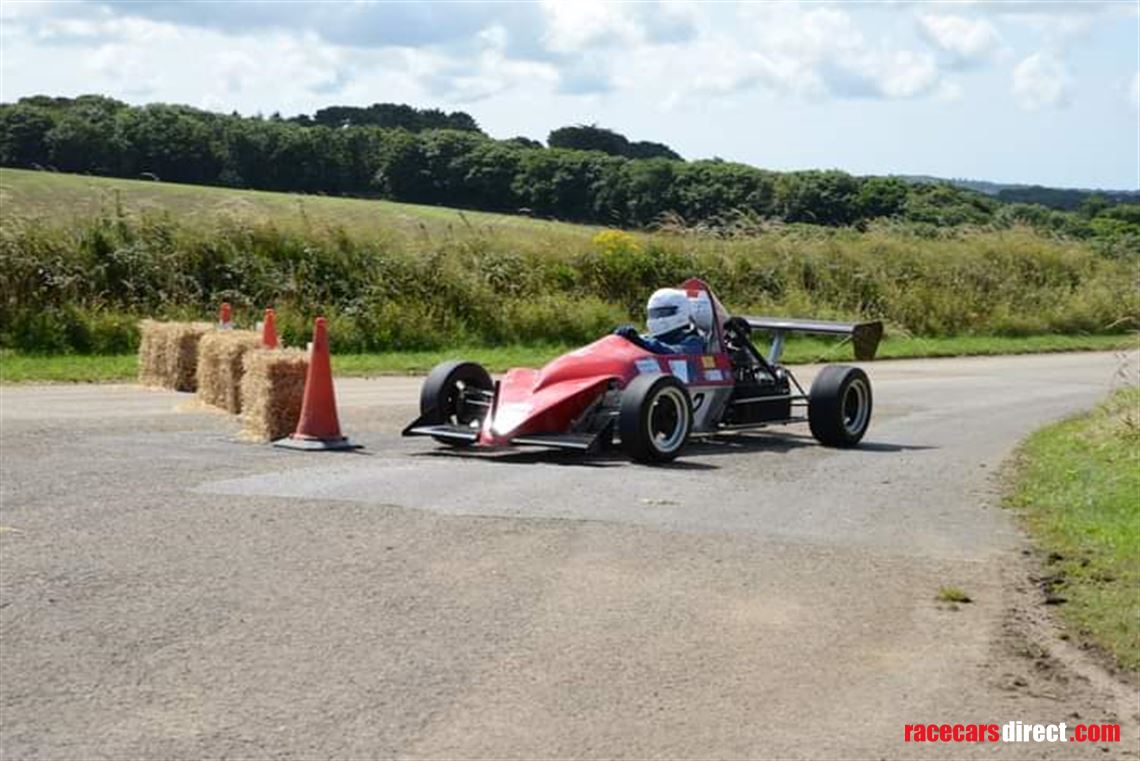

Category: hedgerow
[2, 209, 1135, 354]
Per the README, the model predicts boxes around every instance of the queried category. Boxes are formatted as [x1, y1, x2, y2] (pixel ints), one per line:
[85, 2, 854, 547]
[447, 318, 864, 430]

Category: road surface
[1, 351, 1137, 759]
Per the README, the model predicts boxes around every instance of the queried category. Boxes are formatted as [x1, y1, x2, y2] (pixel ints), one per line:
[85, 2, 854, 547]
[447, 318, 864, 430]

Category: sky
[1, 1, 1137, 190]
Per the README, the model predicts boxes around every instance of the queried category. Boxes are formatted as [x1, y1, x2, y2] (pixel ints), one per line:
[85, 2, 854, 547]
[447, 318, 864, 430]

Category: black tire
[420, 360, 493, 446]
[808, 365, 872, 447]
[619, 374, 692, 463]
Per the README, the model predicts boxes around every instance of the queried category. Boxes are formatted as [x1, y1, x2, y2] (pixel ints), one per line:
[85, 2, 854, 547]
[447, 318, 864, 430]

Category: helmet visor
[648, 306, 679, 319]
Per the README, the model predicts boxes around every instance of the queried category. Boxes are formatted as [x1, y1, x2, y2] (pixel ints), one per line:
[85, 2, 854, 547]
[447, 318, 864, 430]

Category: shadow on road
[856, 440, 938, 453]
[408, 431, 934, 469]
[411, 447, 720, 470]
[690, 432, 936, 456]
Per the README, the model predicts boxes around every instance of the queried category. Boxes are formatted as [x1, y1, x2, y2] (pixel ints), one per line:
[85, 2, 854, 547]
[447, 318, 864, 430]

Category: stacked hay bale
[195, 330, 264, 412]
[240, 348, 310, 441]
[137, 320, 212, 391]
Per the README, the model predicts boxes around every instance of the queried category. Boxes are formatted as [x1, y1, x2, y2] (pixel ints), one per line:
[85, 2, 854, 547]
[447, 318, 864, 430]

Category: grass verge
[0, 352, 140, 383]
[1005, 386, 1140, 671]
[1, 333, 1135, 383]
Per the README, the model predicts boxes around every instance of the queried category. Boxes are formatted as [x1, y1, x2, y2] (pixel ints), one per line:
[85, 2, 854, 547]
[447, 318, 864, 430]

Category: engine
[724, 363, 792, 425]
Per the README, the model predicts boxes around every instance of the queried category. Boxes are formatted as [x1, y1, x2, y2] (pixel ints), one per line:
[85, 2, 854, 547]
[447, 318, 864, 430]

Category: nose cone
[482, 335, 647, 443]
[535, 335, 646, 391]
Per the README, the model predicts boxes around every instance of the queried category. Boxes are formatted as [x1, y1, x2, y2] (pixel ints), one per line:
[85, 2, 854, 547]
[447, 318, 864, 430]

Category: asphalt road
[1, 351, 1138, 760]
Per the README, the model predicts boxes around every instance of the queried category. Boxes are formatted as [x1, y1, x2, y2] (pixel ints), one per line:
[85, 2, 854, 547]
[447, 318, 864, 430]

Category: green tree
[776, 170, 860, 225]
[856, 177, 908, 219]
[627, 140, 682, 160]
[44, 96, 126, 173]
[548, 124, 631, 156]
[0, 104, 56, 167]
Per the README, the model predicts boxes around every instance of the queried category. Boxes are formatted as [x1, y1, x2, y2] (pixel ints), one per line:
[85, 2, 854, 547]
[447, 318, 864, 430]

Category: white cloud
[868, 51, 942, 98]
[702, 6, 943, 100]
[917, 14, 1002, 64]
[817, 49, 941, 99]
[538, 0, 697, 55]
[639, 1, 701, 45]
[415, 45, 559, 103]
[1131, 72, 1140, 112]
[1012, 52, 1072, 110]
[2, 1, 954, 106]
[84, 42, 159, 97]
[746, 6, 864, 62]
[204, 33, 354, 100]
[540, 0, 637, 53]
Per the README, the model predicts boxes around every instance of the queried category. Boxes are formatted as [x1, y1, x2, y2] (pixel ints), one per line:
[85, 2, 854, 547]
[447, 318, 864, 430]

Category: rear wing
[742, 317, 884, 363]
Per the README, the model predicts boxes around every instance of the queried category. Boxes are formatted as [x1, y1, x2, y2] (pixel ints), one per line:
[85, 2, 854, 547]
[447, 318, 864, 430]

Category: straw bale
[239, 348, 309, 442]
[195, 330, 264, 412]
[137, 320, 164, 386]
[137, 320, 212, 391]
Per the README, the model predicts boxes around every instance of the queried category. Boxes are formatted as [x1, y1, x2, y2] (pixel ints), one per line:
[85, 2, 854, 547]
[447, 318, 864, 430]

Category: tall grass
[1, 207, 1136, 354]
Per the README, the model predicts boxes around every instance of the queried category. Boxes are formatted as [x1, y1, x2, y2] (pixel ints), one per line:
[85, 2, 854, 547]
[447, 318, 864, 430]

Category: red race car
[403, 278, 883, 463]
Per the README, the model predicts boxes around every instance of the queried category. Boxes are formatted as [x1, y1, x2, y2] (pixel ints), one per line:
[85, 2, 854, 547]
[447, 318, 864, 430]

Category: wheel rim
[649, 386, 690, 453]
[447, 380, 483, 428]
[841, 378, 869, 436]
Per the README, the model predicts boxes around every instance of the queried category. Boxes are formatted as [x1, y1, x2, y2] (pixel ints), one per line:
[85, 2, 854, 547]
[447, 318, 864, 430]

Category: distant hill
[895, 175, 1140, 211]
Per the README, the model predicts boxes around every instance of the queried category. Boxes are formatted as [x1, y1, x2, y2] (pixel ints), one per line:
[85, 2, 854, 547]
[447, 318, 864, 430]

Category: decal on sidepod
[668, 359, 691, 383]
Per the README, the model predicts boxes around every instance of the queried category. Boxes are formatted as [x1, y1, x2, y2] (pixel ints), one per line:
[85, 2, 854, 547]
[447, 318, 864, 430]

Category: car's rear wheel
[420, 360, 493, 446]
[808, 365, 872, 447]
[619, 374, 692, 463]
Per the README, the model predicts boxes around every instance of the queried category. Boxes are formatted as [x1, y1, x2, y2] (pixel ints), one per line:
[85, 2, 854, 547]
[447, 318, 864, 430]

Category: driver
[614, 288, 707, 355]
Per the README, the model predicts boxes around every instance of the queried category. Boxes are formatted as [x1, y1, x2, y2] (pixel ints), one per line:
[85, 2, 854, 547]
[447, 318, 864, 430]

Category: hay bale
[137, 320, 212, 391]
[240, 348, 309, 441]
[196, 330, 264, 413]
[137, 320, 165, 387]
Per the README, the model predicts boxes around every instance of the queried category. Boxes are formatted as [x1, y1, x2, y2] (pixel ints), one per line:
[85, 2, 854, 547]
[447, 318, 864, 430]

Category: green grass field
[1006, 387, 1140, 671]
[2, 333, 1135, 383]
[0, 167, 601, 241]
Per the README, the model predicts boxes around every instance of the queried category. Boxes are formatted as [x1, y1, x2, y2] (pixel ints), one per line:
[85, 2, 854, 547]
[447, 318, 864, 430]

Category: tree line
[1, 94, 1136, 236]
[996, 186, 1139, 211]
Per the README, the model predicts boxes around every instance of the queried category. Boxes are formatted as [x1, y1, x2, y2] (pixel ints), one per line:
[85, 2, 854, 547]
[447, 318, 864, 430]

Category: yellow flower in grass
[591, 229, 642, 257]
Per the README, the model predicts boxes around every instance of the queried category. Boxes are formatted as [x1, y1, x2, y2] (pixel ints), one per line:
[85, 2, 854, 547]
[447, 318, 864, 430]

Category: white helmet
[646, 288, 693, 337]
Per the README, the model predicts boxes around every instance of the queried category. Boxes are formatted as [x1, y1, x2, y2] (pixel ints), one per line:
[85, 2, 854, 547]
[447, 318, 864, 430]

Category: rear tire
[619, 375, 692, 463]
[420, 361, 493, 446]
[808, 365, 872, 447]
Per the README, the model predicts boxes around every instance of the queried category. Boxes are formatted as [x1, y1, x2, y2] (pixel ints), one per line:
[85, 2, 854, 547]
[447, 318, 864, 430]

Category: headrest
[688, 292, 713, 332]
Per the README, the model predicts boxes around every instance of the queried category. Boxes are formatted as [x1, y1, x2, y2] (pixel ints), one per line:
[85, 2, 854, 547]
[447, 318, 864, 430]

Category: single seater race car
[403, 278, 883, 463]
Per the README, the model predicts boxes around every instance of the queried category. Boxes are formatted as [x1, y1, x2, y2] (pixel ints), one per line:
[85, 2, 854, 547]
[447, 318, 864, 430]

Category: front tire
[420, 360, 493, 446]
[619, 375, 692, 463]
[808, 365, 872, 447]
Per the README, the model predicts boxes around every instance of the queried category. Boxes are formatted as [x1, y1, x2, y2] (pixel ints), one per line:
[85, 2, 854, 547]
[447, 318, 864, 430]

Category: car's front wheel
[808, 365, 872, 447]
[619, 374, 692, 463]
[419, 360, 494, 446]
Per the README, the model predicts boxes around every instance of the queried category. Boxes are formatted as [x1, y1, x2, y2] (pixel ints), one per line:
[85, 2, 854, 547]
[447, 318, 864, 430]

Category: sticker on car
[635, 358, 662, 374]
[668, 359, 691, 382]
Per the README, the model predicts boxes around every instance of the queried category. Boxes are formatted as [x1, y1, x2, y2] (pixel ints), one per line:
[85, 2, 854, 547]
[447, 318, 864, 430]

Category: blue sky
[1, 1, 1137, 189]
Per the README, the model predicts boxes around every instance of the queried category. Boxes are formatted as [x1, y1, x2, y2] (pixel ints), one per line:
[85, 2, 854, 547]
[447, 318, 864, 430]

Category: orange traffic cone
[261, 308, 279, 349]
[219, 302, 233, 330]
[274, 317, 359, 451]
